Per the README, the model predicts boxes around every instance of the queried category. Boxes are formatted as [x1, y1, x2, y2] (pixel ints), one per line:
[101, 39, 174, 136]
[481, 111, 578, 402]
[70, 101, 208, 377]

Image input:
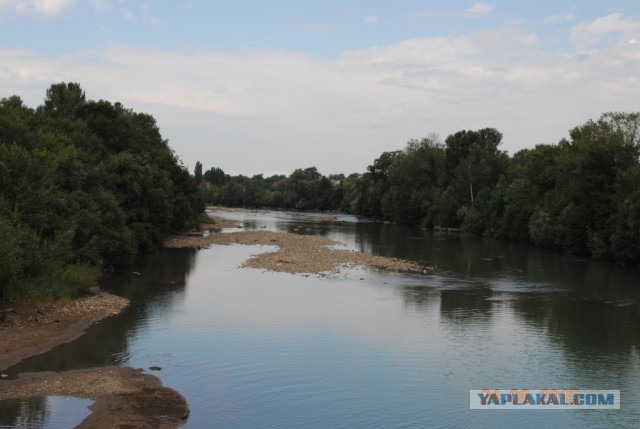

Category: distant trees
[0, 83, 202, 303]
[340, 114, 640, 265]
[198, 111, 640, 266]
[337, 130, 507, 229]
[198, 165, 347, 212]
[203, 167, 225, 186]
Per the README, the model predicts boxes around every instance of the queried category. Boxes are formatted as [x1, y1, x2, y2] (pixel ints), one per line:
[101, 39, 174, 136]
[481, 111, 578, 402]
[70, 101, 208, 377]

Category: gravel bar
[165, 229, 433, 275]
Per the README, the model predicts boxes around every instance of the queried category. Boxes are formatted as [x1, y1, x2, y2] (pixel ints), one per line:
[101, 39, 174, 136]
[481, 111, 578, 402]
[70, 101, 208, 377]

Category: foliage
[341, 115, 640, 265]
[194, 161, 203, 186]
[0, 84, 202, 303]
[199, 165, 345, 212]
[197, 111, 640, 266]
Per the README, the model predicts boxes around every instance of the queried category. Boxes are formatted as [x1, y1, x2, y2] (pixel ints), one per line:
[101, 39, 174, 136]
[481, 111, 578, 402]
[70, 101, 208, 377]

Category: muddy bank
[166, 229, 433, 275]
[0, 367, 188, 429]
[0, 290, 129, 371]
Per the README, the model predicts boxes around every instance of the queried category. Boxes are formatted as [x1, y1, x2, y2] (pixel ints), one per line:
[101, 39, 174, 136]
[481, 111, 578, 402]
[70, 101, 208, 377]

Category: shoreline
[0, 367, 189, 429]
[206, 205, 343, 222]
[0, 290, 189, 428]
[0, 289, 129, 371]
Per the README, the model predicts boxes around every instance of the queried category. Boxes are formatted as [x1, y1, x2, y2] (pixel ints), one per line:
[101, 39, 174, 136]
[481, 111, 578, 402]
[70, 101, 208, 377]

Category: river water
[1, 210, 639, 428]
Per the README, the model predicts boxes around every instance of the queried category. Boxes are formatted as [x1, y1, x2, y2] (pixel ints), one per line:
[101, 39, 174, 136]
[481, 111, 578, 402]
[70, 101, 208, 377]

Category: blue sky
[2, 1, 640, 175]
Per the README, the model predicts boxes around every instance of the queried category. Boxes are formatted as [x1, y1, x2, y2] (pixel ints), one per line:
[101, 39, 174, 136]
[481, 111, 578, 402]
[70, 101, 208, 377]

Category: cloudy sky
[1, 1, 640, 175]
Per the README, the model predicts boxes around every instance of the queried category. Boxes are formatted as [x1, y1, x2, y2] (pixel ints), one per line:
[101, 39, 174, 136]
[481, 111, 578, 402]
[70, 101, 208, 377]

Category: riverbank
[166, 228, 433, 275]
[0, 290, 129, 370]
[0, 290, 189, 428]
[0, 367, 188, 429]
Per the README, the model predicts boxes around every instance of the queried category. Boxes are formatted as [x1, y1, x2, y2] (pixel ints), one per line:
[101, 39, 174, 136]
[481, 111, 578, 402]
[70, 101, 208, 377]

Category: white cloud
[91, 0, 109, 12]
[571, 13, 640, 51]
[543, 13, 575, 24]
[467, 3, 494, 14]
[408, 3, 495, 19]
[0, 0, 77, 17]
[2, 26, 640, 174]
[364, 15, 378, 25]
[121, 7, 135, 21]
[296, 22, 336, 32]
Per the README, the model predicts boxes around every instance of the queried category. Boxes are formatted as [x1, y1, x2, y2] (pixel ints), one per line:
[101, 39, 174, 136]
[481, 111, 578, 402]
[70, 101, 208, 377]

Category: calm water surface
[2, 210, 640, 428]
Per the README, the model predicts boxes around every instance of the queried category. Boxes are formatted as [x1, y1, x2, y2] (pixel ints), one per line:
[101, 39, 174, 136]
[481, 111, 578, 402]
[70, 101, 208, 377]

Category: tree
[500, 178, 537, 241]
[0, 83, 203, 303]
[43, 82, 86, 117]
[429, 128, 509, 230]
[204, 167, 226, 186]
[609, 165, 640, 264]
[194, 161, 203, 185]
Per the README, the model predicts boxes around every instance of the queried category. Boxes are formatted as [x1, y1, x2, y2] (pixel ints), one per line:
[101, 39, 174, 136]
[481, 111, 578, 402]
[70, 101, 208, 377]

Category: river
[1, 209, 639, 428]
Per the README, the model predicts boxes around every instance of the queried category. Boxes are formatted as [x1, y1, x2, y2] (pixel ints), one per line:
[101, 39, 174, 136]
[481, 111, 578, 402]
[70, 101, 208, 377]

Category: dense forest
[199, 112, 640, 266]
[0, 83, 202, 303]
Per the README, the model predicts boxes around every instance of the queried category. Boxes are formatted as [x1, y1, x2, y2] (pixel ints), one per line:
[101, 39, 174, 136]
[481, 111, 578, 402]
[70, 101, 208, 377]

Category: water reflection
[214, 209, 640, 360]
[0, 398, 47, 428]
[0, 397, 92, 429]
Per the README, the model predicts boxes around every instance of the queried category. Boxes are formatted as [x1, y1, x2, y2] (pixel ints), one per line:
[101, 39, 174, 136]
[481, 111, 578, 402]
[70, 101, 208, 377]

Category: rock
[149, 366, 162, 371]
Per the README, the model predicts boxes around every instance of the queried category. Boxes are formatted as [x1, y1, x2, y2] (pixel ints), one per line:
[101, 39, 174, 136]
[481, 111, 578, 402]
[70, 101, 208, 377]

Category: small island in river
[167, 215, 434, 275]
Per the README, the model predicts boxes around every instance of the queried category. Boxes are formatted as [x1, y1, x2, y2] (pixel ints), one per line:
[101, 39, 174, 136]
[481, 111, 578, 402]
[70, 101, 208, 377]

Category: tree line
[0, 83, 202, 303]
[198, 112, 640, 266]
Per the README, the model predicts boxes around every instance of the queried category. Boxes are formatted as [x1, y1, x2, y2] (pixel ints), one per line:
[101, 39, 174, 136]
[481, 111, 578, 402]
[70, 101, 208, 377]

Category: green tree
[43, 82, 86, 117]
[194, 161, 203, 185]
[0, 83, 203, 303]
[204, 167, 226, 186]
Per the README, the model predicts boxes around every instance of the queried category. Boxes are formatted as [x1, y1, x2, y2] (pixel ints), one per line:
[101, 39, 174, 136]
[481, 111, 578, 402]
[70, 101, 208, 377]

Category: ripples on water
[1, 210, 639, 428]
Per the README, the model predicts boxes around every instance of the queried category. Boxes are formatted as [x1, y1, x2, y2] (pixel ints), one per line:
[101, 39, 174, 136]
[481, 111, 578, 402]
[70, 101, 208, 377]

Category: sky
[1, 1, 640, 176]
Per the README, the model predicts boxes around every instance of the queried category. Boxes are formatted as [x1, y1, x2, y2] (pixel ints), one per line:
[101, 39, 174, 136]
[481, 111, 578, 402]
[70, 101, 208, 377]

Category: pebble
[165, 222, 434, 276]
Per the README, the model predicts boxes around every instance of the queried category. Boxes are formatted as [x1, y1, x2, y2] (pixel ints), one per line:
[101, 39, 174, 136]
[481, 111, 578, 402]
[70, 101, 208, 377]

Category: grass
[1, 263, 99, 307]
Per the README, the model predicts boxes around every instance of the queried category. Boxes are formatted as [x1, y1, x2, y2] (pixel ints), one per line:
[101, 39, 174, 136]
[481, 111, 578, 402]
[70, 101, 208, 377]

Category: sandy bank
[166, 229, 433, 275]
[0, 291, 189, 428]
[0, 290, 129, 371]
[0, 367, 188, 429]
